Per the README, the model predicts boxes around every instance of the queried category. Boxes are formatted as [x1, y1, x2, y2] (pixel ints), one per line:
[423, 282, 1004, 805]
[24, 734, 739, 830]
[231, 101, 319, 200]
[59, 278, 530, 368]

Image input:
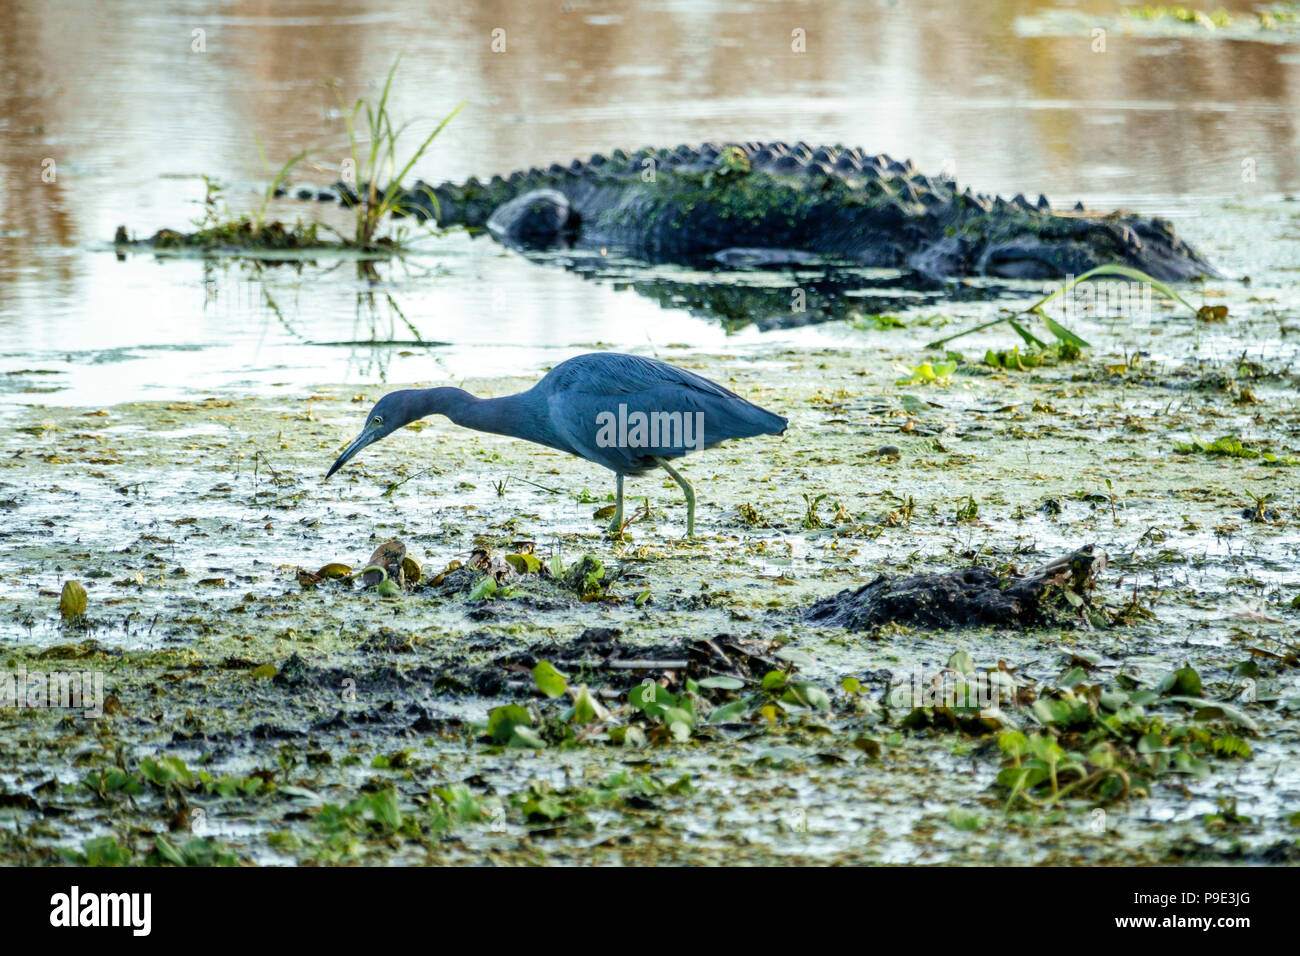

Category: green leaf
[1040, 313, 1091, 348]
[487, 704, 531, 744]
[369, 789, 403, 830]
[784, 681, 831, 711]
[775, 647, 815, 668]
[1058, 666, 1088, 688]
[948, 808, 985, 831]
[707, 700, 750, 724]
[1166, 697, 1260, 733]
[1158, 666, 1202, 698]
[1007, 318, 1048, 349]
[508, 726, 547, 749]
[697, 676, 745, 690]
[947, 649, 975, 675]
[153, 836, 186, 866]
[504, 553, 541, 575]
[139, 755, 194, 789]
[661, 706, 695, 732]
[568, 684, 609, 724]
[532, 660, 568, 699]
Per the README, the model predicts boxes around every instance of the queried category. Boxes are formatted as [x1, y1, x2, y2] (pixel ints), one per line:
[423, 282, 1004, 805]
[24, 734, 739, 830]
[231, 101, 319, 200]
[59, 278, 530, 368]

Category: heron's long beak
[325, 426, 379, 481]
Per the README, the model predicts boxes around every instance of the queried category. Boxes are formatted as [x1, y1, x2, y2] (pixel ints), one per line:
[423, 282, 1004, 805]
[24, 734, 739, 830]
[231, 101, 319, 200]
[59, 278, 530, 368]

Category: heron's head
[324, 391, 417, 480]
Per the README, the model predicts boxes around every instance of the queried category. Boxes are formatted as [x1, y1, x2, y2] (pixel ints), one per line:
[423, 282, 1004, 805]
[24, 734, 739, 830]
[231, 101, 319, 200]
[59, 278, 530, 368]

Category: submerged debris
[359, 540, 420, 590]
[805, 546, 1107, 631]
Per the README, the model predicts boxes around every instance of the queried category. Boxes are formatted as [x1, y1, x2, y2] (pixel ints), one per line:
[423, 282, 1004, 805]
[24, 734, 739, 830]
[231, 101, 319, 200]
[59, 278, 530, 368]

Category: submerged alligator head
[353, 142, 1214, 284]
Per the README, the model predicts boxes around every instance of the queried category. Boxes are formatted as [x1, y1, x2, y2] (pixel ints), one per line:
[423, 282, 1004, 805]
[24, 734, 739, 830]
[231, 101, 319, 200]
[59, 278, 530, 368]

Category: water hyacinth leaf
[521, 795, 566, 822]
[775, 647, 815, 668]
[707, 699, 750, 724]
[760, 670, 787, 692]
[1100, 689, 1130, 711]
[508, 726, 546, 749]
[1158, 666, 1203, 698]
[697, 675, 745, 690]
[629, 682, 672, 712]
[784, 681, 831, 711]
[752, 745, 803, 765]
[468, 577, 498, 602]
[487, 703, 531, 744]
[532, 660, 567, 699]
[997, 730, 1029, 757]
[569, 684, 608, 724]
[947, 649, 975, 675]
[504, 553, 541, 575]
[1059, 666, 1088, 688]
[1166, 697, 1260, 733]
[1137, 732, 1175, 754]
[1027, 735, 1064, 765]
[140, 755, 194, 789]
[1172, 751, 1210, 778]
[998, 764, 1048, 791]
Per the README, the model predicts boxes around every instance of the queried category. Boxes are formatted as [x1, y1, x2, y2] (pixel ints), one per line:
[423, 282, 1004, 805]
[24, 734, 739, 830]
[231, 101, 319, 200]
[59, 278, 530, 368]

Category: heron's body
[325, 353, 787, 536]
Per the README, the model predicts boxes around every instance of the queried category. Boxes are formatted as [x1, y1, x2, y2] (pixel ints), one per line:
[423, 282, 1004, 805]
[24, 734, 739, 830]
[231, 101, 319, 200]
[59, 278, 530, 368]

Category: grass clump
[926, 265, 1221, 354]
[114, 60, 461, 256]
[335, 59, 464, 249]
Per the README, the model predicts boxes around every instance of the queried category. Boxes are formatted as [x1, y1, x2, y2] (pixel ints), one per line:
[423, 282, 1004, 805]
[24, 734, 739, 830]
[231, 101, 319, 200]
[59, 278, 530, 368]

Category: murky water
[3, 0, 1299, 408]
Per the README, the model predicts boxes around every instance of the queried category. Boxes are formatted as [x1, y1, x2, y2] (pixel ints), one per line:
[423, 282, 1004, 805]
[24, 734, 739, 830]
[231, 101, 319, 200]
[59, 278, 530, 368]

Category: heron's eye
[372, 416, 383, 428]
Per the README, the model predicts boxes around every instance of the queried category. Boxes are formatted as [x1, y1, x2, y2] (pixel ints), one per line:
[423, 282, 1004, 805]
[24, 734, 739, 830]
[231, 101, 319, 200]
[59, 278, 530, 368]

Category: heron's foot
[606, 507, 624, 534]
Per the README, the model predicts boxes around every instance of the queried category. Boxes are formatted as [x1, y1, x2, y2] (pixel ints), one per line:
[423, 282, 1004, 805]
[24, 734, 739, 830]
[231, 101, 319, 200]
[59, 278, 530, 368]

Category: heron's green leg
[654, 456, 695, 538]
[607, 474, 624, 532]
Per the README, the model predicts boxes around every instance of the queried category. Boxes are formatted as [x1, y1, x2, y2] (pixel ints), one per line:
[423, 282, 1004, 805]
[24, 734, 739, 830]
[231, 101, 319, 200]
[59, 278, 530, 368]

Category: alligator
[331, 142, 1216, 284]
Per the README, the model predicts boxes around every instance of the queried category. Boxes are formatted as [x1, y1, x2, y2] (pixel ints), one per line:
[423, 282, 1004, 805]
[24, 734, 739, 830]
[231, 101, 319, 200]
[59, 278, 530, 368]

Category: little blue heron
[325, 352, 787, 536]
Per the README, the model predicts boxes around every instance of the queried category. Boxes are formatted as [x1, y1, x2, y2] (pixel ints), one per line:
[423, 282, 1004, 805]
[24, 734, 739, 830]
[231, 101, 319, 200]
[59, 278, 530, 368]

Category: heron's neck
[419, 386, 551, 445]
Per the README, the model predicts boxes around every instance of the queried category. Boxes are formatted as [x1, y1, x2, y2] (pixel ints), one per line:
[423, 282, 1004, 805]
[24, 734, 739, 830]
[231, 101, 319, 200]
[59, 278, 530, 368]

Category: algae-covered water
[2, 1, 1299, 865]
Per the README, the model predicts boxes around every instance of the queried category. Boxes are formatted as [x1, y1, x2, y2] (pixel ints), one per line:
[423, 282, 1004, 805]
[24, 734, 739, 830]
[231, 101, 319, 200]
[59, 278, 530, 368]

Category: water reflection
[1, 0, 1297, 404]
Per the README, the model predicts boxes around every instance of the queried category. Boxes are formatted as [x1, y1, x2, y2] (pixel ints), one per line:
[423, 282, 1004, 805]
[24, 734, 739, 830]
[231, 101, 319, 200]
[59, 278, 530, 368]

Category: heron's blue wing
[545, 355, 786, 474]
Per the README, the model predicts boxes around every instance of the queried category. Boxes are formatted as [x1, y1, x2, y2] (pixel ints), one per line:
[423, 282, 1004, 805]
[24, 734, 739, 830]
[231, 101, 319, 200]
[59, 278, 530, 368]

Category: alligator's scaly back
[370, 142, 1213, 282]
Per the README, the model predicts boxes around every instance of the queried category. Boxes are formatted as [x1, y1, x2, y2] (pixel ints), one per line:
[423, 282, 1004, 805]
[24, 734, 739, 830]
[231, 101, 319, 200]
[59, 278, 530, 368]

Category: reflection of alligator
[549, 252, 956, 332]
[340, 142, 1215, 283]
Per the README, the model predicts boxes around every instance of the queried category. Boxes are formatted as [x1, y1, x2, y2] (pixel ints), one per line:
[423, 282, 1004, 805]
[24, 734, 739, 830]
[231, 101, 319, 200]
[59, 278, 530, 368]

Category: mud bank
[2, 335, 1298, 865]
